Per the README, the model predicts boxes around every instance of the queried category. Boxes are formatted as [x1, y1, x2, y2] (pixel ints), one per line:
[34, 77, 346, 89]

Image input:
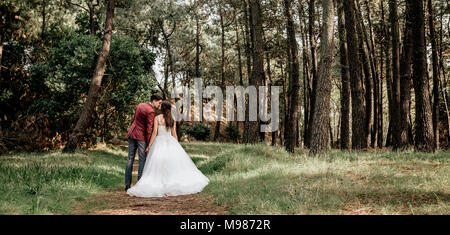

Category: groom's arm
[146, 111, 156, 144]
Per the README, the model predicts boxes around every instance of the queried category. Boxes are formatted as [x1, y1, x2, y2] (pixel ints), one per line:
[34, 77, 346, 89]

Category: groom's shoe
[125, 185, 130, 191]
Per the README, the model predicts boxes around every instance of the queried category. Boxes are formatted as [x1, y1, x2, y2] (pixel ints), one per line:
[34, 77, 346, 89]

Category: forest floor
[70, 160, 228, 215]
[1, 142, 449, 215]
[72, 188, 228, 215]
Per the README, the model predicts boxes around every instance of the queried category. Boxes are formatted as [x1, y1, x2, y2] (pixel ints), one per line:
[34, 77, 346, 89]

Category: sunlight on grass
[0, 149, 125, 215]
[1, 142, 449, 215]
[181, 142, 450, 215]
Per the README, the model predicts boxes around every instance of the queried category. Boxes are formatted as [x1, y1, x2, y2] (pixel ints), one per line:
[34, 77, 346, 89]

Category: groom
[125, 94, 163, 191]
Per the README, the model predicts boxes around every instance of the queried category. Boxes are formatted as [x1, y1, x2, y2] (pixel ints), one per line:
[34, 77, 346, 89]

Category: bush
[183, 123, 212, 141]
[224, 123, 241, 142]
[25, 30, 158, 147]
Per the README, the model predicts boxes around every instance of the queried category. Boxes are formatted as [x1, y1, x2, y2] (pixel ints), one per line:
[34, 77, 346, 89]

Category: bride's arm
[146, 116, 159, 152]
[171, 121, 178, 141]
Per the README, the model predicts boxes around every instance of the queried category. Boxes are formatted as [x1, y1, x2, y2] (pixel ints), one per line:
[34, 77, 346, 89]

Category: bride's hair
[161, 101, 174, 131]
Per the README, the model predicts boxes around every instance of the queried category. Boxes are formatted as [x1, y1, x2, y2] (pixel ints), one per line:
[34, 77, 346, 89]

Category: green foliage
[182, 123, 212, 141]
[27, 29, 158, 143]
[224, 122, 241, 142]
[74, 12, 102, 37]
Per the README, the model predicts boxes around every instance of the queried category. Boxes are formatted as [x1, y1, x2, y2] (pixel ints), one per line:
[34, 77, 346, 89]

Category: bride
[127, 101, 210, 197]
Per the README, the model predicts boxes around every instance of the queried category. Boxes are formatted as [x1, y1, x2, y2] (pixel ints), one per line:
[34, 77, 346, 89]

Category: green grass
[0, 147, 126, 214]
[182, 142, 450, 215]
[1, 142, 449, 214]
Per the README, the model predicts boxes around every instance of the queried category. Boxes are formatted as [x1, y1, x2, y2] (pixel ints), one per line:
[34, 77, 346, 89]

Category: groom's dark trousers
[125, 103, 155, 188]
[125, 136, 147, 187]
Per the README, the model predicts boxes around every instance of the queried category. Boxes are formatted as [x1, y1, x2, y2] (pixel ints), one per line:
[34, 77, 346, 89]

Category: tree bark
[242, 0, 252, 143]
[399, 0, 414, 149]
[355, 0, 373, 146]
[214, 9, 226, 141]
[337, 0, 350, 151]
[381, 0, 393, 148]
[234, 10, 244, 86]
[388, 0, 402, 150]
[305, 0, 318, 148]
[64, 0, 115, 152]
[309, 0, 335, 155]
[428, 0, 440, 149]
[245, 0, 265, 144]
[283, 0, 300, 153]
[86, 0, 96, 35]
[298, 1, 311, 149]
[343, 0, 367, 150]
[410, 0, 436, 153]
[361, 0, 379, 148]
[195, 7, 201, 78]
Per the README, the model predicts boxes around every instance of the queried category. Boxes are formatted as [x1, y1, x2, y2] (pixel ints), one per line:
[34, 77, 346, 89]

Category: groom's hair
[151, 94, 163, 102]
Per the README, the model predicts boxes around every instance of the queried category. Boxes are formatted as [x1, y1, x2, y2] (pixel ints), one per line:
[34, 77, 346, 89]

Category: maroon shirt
[126, 103, 156, 143]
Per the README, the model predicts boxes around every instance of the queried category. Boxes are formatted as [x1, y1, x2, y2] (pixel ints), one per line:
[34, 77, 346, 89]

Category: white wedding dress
[127, 115, 209, 197]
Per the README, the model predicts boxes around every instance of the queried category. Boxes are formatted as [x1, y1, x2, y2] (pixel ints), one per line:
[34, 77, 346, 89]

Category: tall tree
[389, 0, 402, 150]
[428, 0, 440, 149]
[410, 0, 435, 153]
[305, 0, 318, 148]
[382, 0, 394, 147]
[355, 0, 373, 146]
[245, 0, 265, 144]
[343, 0, 367, 150]
[399, 0, 414, 149]
[283, 0, 300, 153]
[214, 7, 226, 141]
[85, 0, 98, 35]
[309, 0, 335, 155]
[297, 0, 311, 149]
[242, 0, 252, 143]
[195, 0, 202, 79]
[337, 0, 350, 150]
[64, 0, 115, 152]
[160, 20, 176, 99]
[363, 0, 380, 148]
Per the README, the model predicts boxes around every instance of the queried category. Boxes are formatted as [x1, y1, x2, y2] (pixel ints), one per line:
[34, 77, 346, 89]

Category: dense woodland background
[1, 0, 449, 155]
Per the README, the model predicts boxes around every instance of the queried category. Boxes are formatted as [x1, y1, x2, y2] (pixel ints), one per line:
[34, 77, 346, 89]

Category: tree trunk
[64, 0, 115, 152]
[381, 0, 393, 148]
[355, 0, 373, 146]
[195, 11, 201, 78]
[214, 10, 226, 141]
[310, 0, 335, 155]
[41, 1, 47, 39]
[410, 0, 435, 153]
[337, 0, 350, 151]
[305, 0, 318, 148]
[399, 0, 414, 149]
[283, 0, 300, 153]
[378, 14, 384, 149]
[242, 0, 252, 143]
[388, 0, 402, 150]
[428, 0, 440, 149]
[298, 1, 311, 149]
[343, 0, 367, 150]
[235, 10, 244, 86]
[245, 0, 265, 144]
[86, 0, 96, 35]
[363, 0, 380, 148]
[160, 21, 176, 95]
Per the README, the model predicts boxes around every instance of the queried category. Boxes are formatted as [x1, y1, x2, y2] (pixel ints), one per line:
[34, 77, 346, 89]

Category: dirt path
[72, 162, 228, 215]
[83, 190, 228, 215]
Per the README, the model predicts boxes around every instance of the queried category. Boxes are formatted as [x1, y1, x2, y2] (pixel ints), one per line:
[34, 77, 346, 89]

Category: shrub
[224, 122, 241, 142]
[184, 123, 212, 141]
